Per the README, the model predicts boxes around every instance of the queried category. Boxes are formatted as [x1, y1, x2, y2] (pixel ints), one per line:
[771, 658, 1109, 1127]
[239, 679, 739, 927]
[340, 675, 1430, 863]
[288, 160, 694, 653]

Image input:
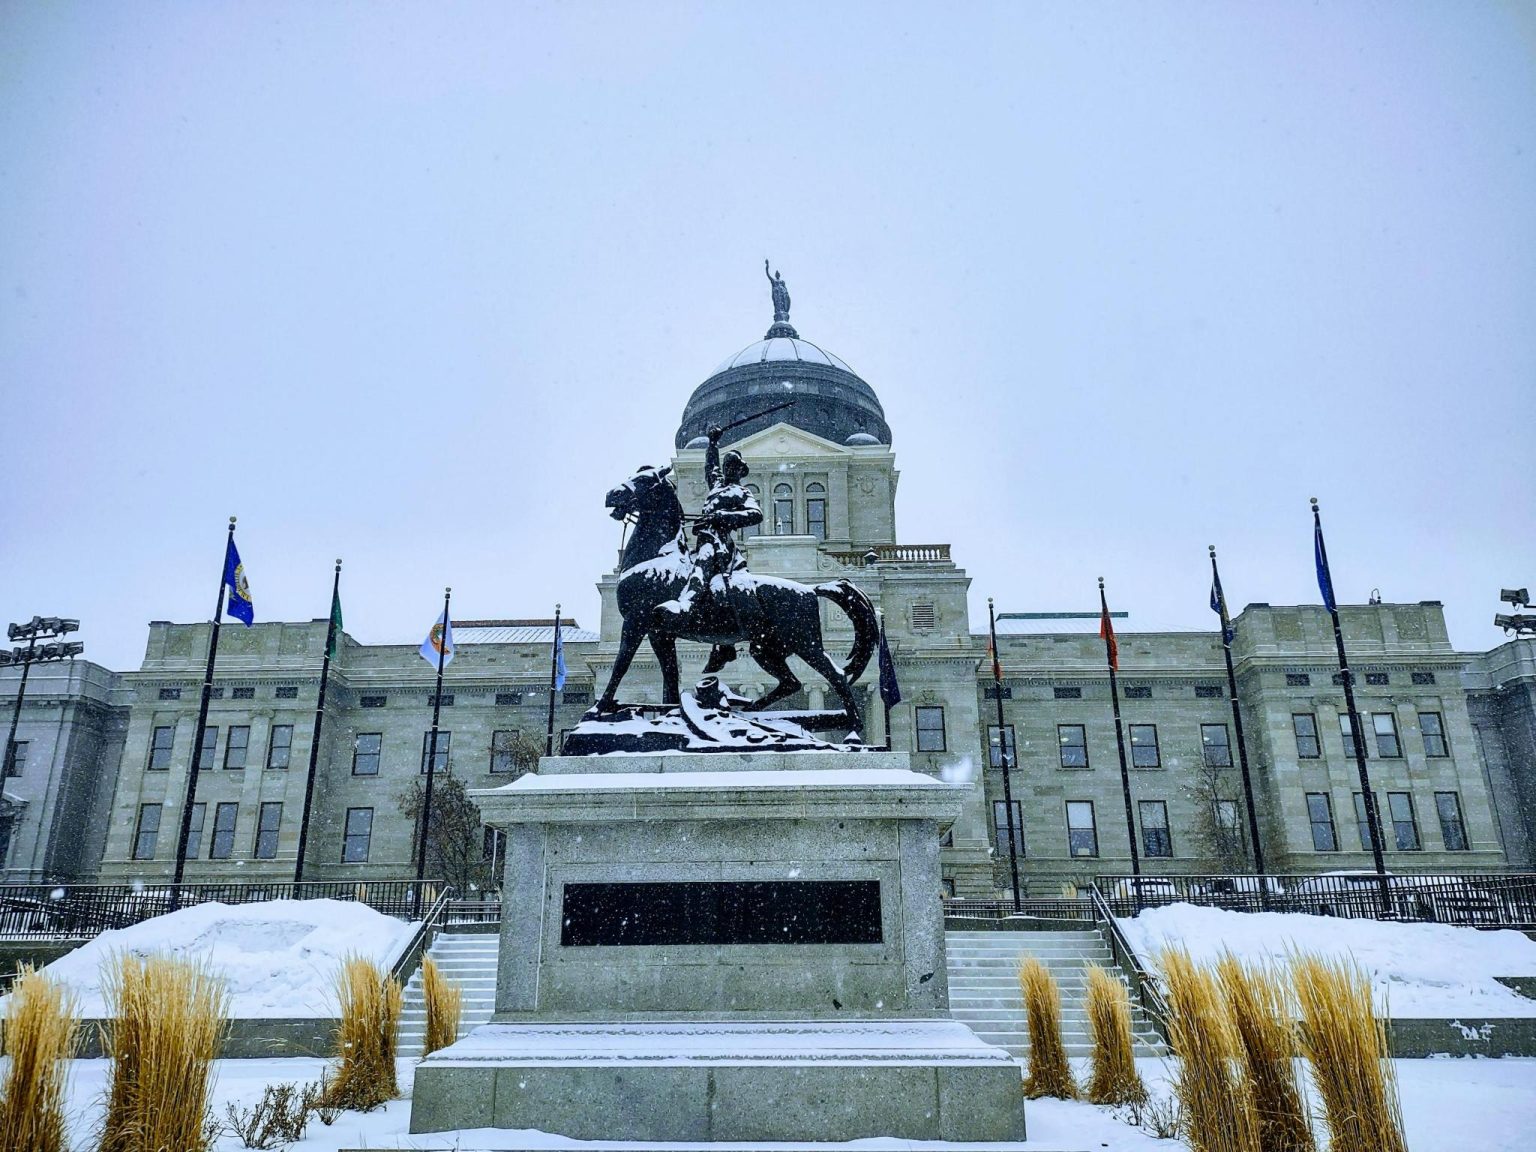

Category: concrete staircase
[398, 931, 499, 1057]
[945, 928, 1165, 1060]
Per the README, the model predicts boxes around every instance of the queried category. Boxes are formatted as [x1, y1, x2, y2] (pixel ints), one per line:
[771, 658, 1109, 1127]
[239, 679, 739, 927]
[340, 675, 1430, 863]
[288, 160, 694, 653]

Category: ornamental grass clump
[421, 955, 462, 1057]
[1018, 956, 1077, 1099]
[1291, 953, 1406, 1152]
[1084, 963, 1147, 1106]
[0, 964, 79, 1152]
[1159, 947, 1259, 1152]
[324, 955, 403, 1112]
[99, 953, 227, 1152]
[1215, 953, 1314, 1152]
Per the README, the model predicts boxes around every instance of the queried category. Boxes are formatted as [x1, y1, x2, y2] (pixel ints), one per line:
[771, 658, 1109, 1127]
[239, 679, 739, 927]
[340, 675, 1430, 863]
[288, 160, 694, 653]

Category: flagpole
[1100, 578, 1141, 900]
[880, 613, 894, 752]
[546, 604, 561, 756]
[415, 586, 451, 914]
[1209, 546, 1267, 892]
[1312, 499, 1389, 904]
[987, 598, 1022, 912]
[171, 516, 236, 905]
[294, 559, 341, 884]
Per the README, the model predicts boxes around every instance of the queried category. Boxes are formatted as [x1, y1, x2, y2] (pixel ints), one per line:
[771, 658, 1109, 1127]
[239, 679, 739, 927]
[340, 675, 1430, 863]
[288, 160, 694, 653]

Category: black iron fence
[1097, 872, 1536, 929]
[0, 879, 442, 940]
[942, 897, 1095, 922]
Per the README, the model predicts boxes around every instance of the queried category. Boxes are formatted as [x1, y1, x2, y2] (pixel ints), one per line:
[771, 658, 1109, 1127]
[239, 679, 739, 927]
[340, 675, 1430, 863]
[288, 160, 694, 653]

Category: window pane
[491, 729, 520, 774]
[133, 803, 162, 860]
[267, 724, 293, 769]
[1129, 724, 1160, 768]
[342, 807, 373, 862]
[421, 730, 452, 773]
[210, 802, 238, 860]
[197, 726, 219, 770]
[255, 802, 282, 859]
[916, 707, 946, 752]
[1353, 792, 1377, 852]
[1213, 800, 1243, 856]
[1340, 715, 1365, 759]
[1293, 714, 1320, 758]
[992, 800, 1024, 856]
[987, 725, 1015, 768]
[1435, 792, 1468, 851]
[773, 484, 793, 535]
[1388, 792, 1420, 851]
[1058, 725, 1088, 769]
[353, 732, 381, 776]
[1306, 792, 1337, 852]
[4, 739, 27, 776]
[225, 725, 250, 769]
[1373, 713, 1401, 758]
[1201, 724, 1232, 767]
[742, 486, 761, 538]
[1139, 800, 1172, 858]
[187, 802, 206, 858]
[149, 726, 174, 770]
[1066, 801, 1098, 857]
[1419, 712, 1448, 757]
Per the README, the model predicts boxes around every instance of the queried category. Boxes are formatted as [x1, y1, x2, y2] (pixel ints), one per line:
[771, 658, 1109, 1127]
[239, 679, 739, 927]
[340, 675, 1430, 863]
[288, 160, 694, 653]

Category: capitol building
[4, 284, 1534, 896]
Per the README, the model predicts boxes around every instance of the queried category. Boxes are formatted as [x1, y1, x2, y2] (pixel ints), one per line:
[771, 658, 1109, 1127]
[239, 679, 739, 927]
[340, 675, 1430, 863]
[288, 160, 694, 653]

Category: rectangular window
[1139, 800, 1172, 858]
[491, 729, 521, 774]
[254, 802, 282, 859]
[496, 692, 522, 707]
[1058, 724, 1089, 769]
[915, 707, 946, 752]
[1306, 792, 1338, 852]
[352, 733, 382, 776]
[1286, 673, 1312, 687]
[773, 485, 794, 535]
[3, 740, 27, 777]
[1365, 672, 1390, 686]
[208, 687, 224, 700]
[420, 730, 452, 773]
[1053, 686, 1082, 700]
[1195, 685, 1224, 699]
[1129, 724, 1161, 768]
[428, 694, 455, 707]
[993, 800, 1024, 856]
[983, 683, 1012, 700]
[1201, 723, 1232, 767]
[987, 724, 1015, 769]
[275, 685, 299, 699]
[342, 807, 373, 862]
[1419, 712, 1449, 757]
[1435, 792, 1468, 851]
[210, 802, 238, 860]
[1066, 801, 1098, 858]
[132, 803, 162, 860]
[1353, 792, 1377, 852]
[1388, 792, 1420, 851]
[196, 726, 219, 771]
[1340, 714, 1366, 759]
[1411, 671, 1436, 686]
[148, 725, 175, 770]
[1372, 713, 1401, 758]
[186, 802, 206, 859]
[1213, 799, 1243, 856]
[1292, 713, 1321, 758]
[1123, 685, 1151, 699]
[266, 724, 293, 769]
[232, 685, 256, 700]
[806, 498, 826, 541]
[158, 687, 182, 701]
[224, 725, 250, 769]
[360, 695, 387, 708]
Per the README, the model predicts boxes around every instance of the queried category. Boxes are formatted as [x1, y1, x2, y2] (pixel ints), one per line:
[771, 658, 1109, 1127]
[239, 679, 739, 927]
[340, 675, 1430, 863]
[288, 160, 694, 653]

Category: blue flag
[1314, 520, 1337, 612]
[223, 538, 254, 626]
[877, 618, 901, 708]
[1209, 569, 1234, 644]
[553, 621, 567, 691]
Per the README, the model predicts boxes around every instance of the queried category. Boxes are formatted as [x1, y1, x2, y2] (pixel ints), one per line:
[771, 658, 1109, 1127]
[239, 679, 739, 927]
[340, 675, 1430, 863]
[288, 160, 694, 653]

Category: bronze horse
[594, 465, 878, 732]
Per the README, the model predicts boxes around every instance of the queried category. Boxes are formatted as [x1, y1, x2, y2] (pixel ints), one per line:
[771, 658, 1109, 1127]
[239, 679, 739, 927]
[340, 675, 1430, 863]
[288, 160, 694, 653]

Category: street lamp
[2, 616, 84, 778]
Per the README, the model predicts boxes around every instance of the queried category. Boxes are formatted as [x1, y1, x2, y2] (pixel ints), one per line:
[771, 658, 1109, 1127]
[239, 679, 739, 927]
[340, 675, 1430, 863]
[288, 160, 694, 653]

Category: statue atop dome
[764, 260, 798, 339]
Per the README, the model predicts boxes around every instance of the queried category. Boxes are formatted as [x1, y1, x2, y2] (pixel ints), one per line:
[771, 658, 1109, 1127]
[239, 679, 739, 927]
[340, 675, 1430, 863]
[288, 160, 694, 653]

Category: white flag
[420, 609, 454, 668]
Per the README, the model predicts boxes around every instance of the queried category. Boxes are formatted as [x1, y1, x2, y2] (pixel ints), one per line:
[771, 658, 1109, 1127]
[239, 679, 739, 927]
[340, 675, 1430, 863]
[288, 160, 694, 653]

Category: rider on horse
[656, 423, 761, 663]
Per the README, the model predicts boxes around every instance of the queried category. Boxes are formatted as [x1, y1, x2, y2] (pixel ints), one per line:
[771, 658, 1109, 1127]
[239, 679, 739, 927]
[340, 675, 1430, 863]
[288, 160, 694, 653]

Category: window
[1286, 673, 1312, 687]
[1435, 792, 1468, 851]
[1419, 712, 1449, 757]
[1129, 724, 1160, 768]
[1388, 792, 1420, 851]
[1306, 792, 1338, 852]
[1123, 685, 1151, 699]
[275, 685, 299, 699]
[1058, 725, 1089, 769]
[132, 804, 162, 860]
[186, 802, 206, 858]
[352, 733, 382, 776]
[208, 687, 224, 700]
[232, 686, 256, 700]
[1372, 713, 1401, 758]
[1066, 801, 1098, 857]
[1195, 685, 1224, 699]
[1213, 800, 1243, 856]
[1201, 724, 1232, 767]
[993, 800, 1024, 856]
[773, 483, 794, 534]
[742, 486, 761, 538]
[805, 482, 826, 541]
[196, 726, 219, 770]
[1411, 671, 1436, 686]
[254, 802, 282, 859]
[148, 726, 175, 770]
[3, 740, 27, 777]
[1352, 792, 1378, 852]
[1340, 715, 1365, 759]
[429, 694, 455, 707]
[1053, 686, 1082, 700]
[224, 725, 250, 769]
[983, 683, 1012, 700]
[1139, 800, 1172, 858]
[491, 730, 522, 774]
[420, 730, 452, 773]
[1292, 713, 1320, 758]
[342, 808, 374, 862]
[910, 603, 936, 630]
[1365, 672, 1389, 686]
[987, 724, 1015, 769]
[158, 687, 182, 701]
[210, 803, 239, 860]
[915, 707, 946, 752]
[267, 724, 293, 769]
[496, 692, 522, 707]
[564, 689, 591, 705]
[360, 695, 387, 708]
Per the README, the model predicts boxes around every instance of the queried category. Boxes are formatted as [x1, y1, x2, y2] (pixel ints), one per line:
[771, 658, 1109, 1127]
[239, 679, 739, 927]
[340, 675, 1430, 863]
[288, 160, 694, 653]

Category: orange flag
[1099, 597, 1119, 671]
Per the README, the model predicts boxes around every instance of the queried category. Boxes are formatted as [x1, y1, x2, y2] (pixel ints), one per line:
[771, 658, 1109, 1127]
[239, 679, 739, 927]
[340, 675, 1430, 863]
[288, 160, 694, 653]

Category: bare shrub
[1018, 956, 1078, 1099]
[222, 1082, 319, 1148]
[1084, 964, 1147, 1106]
[324, 955, 403, 1112]
[0, 964, 79, 1152]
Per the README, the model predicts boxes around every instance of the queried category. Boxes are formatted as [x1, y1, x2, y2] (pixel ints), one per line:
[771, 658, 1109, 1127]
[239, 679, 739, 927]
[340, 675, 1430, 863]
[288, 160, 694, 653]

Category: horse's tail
[816, 579, 878, 684]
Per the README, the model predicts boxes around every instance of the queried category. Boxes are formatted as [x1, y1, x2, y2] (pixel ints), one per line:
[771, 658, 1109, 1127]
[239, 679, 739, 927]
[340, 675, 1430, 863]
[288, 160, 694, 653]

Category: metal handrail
[390, 884, 456, 985]
[1088, 882, 1170, 1046]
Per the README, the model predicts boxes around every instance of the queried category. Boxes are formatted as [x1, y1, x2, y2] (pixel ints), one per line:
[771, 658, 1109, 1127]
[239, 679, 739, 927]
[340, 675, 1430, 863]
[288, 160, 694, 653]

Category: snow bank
[15, 899, 417, 1018]
[1119, 902, 1536, 1018]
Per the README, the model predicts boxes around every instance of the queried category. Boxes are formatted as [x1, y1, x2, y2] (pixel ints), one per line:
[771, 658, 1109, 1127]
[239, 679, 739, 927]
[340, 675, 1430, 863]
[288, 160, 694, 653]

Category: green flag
[326, 586, 343, 658]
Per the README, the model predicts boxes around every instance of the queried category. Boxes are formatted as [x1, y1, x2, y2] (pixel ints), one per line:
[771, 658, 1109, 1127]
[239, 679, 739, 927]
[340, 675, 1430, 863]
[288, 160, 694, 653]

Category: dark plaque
[560, 880, 882, 947]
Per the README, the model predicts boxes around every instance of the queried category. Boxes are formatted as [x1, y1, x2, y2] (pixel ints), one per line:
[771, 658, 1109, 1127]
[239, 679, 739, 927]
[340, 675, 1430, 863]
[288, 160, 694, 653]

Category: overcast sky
[3, 1, 1533, 671]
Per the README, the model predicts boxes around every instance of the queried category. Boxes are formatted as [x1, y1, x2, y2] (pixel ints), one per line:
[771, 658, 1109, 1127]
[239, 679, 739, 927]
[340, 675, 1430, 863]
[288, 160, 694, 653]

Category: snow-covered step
[398, 931, 501, 1058]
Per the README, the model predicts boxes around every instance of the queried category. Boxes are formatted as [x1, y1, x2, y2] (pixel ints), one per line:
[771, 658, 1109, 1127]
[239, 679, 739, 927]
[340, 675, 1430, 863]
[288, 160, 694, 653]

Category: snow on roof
[711, 337, 857, 377]
[455, 624, 600, 644]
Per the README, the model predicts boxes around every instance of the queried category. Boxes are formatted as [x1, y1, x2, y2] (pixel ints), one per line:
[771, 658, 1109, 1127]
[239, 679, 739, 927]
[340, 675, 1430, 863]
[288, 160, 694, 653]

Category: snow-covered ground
[9, 899, 417, 1018]
[1118, 903, 1536, 1018]
[51, 1055, 1536, 1151]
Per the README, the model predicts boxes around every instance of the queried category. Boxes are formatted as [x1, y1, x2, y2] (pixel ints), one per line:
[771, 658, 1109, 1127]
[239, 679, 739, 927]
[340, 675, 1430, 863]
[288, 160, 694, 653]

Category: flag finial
[987, 596, 994, 606]
[1098, 576, 1105, 588]
[229, 516, 237, 526]
[335, 559, 342, 570]
[1310, 496, 1319, 506]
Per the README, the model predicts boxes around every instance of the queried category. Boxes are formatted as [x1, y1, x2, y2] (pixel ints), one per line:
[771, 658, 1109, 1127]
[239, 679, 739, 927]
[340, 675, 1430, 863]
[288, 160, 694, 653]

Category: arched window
[805, 482, 827, 541]
[743, 485, 761, 538]
[773, 484, 794, 535]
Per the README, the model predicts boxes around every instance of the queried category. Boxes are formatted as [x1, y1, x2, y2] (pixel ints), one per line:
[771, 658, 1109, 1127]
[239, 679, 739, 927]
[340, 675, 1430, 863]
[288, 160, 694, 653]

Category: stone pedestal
[410, 750, 1025, 1141]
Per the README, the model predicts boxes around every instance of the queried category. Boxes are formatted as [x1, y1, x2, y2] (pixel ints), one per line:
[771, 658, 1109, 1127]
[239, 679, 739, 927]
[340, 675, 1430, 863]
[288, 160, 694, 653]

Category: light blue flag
[553, 620, 567, 690]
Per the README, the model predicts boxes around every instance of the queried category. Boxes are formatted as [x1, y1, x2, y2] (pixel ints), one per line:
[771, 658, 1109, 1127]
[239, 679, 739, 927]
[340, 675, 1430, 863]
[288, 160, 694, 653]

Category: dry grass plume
[0, 965, 79, 1152]
[421, 955, 462, 1056]
[1291, 953, 1406, 1152]
[99, 953, 227, 1152]
[1215, 953, 1314, 1152]
[1018, 956, 1078, 1099]
[1084, 963, 1147, 1106]
[324, 955, 403, 1111]
[1159, 947, 1259, 1152]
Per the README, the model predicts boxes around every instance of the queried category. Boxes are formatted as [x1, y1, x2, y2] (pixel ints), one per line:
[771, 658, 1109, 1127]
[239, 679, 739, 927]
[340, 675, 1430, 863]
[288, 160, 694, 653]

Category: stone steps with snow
[398, 932, 500, 1058]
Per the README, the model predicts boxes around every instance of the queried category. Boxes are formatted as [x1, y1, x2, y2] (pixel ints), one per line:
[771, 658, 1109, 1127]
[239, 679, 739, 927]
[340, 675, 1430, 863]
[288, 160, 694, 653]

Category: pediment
[730, 422, 850, 459]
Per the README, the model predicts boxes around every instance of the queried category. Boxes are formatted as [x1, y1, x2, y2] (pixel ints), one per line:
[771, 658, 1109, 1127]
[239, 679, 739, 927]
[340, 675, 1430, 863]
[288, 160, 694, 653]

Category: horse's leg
[596, 617, 647, 713]
[649, 632, 681, 705]
[741, 641, 803, 712]
[799, 644, 864, 735]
